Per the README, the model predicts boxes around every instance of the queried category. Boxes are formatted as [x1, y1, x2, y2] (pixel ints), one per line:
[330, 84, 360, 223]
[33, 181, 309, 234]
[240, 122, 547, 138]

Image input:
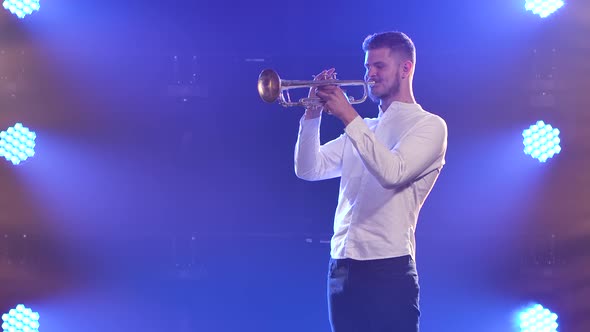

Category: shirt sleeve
[294, 115, 345, 181]
[344, 114, 447, 189]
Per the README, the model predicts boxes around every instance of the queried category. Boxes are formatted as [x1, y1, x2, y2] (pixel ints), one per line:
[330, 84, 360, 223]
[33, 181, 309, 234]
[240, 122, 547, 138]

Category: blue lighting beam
[525, 0, 565, 18]
[2, 0, 40, 19]
[518, 303, 558, 332]
[0, 123, 37, 165]
[2, 304, 40, 332]
[523, 120, 561, 163]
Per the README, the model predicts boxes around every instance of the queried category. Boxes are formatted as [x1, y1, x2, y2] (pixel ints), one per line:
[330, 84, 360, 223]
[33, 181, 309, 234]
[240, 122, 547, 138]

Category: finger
[315, 69, 330, 79]
[314, 68, 334, 81]
[316, 90, 333, 100]
[326, 68, 336, 79]
[317, 85, 338, 93]
[316, 90, 327, 99]
[313, 70, 327, 81]
[322, 69, 334, 81]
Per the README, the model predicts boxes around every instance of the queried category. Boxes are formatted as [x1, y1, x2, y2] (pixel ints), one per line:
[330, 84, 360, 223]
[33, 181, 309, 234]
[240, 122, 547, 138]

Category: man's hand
[304, 68, 336, 120]
[316, 85, 359, 126]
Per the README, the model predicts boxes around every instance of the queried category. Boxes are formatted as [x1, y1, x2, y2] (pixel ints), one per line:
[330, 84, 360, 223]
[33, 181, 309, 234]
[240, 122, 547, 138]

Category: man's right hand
[304, 68, 336, 120]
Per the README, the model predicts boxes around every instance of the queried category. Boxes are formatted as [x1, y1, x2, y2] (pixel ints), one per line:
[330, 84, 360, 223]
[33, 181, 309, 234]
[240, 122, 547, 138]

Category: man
[294, 31, 447, 332]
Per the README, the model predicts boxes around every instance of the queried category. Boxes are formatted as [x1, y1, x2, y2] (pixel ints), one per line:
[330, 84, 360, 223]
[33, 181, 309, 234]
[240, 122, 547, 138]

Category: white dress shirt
[294, 101, 447, 260]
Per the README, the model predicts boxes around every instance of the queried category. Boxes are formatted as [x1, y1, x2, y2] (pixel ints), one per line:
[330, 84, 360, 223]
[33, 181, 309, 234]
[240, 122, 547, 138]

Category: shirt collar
[378, 101, 420, 119]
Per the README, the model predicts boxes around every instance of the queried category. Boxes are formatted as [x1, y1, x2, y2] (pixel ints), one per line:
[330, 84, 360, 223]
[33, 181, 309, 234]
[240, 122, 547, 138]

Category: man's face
[364, 48, 402, 102]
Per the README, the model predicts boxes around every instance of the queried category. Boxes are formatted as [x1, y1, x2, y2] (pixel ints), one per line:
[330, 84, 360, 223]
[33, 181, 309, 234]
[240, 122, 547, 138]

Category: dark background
[0, 0, 589, 331]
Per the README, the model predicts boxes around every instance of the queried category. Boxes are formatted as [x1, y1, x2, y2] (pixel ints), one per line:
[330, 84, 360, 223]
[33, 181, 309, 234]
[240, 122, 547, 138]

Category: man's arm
[294, 113, 345, 181]
[344, 115, 447, 189]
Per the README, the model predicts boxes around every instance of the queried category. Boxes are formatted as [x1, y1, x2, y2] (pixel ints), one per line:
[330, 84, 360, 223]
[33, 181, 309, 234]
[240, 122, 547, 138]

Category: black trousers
[327, 255, 420, 332]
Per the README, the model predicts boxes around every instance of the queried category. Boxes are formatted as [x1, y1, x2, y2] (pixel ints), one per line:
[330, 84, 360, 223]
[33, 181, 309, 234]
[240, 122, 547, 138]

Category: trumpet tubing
[257, 69, 374, 108]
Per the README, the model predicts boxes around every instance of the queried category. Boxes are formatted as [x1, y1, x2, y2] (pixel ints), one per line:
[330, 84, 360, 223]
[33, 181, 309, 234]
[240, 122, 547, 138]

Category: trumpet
[257, 69, 374, 108]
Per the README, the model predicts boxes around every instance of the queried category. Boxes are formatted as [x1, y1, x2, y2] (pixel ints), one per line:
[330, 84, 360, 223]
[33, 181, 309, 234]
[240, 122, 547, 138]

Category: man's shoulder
[414, 107, 447, 129]
[412, 111, 448, 141]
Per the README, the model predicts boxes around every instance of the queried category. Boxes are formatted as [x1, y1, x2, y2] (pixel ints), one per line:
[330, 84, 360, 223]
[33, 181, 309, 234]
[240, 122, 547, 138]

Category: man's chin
[369, 91, 383, 103]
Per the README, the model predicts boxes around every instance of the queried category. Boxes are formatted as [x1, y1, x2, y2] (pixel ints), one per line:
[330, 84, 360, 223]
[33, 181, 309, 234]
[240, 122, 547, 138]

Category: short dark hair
[362, 31, 416, 63]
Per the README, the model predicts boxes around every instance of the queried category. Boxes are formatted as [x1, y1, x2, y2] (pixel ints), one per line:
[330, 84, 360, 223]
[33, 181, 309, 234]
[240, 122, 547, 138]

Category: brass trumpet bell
[257, 69, 282, 104]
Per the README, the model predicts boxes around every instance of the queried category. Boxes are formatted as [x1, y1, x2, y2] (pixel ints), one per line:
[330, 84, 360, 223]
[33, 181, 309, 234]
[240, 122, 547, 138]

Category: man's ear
[402, 61, 413, 78]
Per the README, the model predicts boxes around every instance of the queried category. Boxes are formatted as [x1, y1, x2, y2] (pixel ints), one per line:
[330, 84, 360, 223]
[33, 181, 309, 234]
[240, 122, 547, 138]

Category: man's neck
[380, 95, 416, 112]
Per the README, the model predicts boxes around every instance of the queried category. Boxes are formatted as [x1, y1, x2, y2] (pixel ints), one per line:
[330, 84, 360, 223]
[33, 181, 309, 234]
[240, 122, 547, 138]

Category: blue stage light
[522, 120, 561, 163]
[518, 303, 558, 332]
[1, 304, 40, 332]
[525, 0, 565, 18]
[0, 123, 36, 165]
[2, 0, 40, 19]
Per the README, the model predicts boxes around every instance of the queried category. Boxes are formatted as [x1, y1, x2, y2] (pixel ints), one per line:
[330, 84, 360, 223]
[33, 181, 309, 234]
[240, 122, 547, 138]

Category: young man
[294, 31, 448, 332]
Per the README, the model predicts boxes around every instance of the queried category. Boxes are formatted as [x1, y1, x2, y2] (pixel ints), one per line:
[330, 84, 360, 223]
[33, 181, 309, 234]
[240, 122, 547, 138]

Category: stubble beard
[369, 74, 401, 104]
